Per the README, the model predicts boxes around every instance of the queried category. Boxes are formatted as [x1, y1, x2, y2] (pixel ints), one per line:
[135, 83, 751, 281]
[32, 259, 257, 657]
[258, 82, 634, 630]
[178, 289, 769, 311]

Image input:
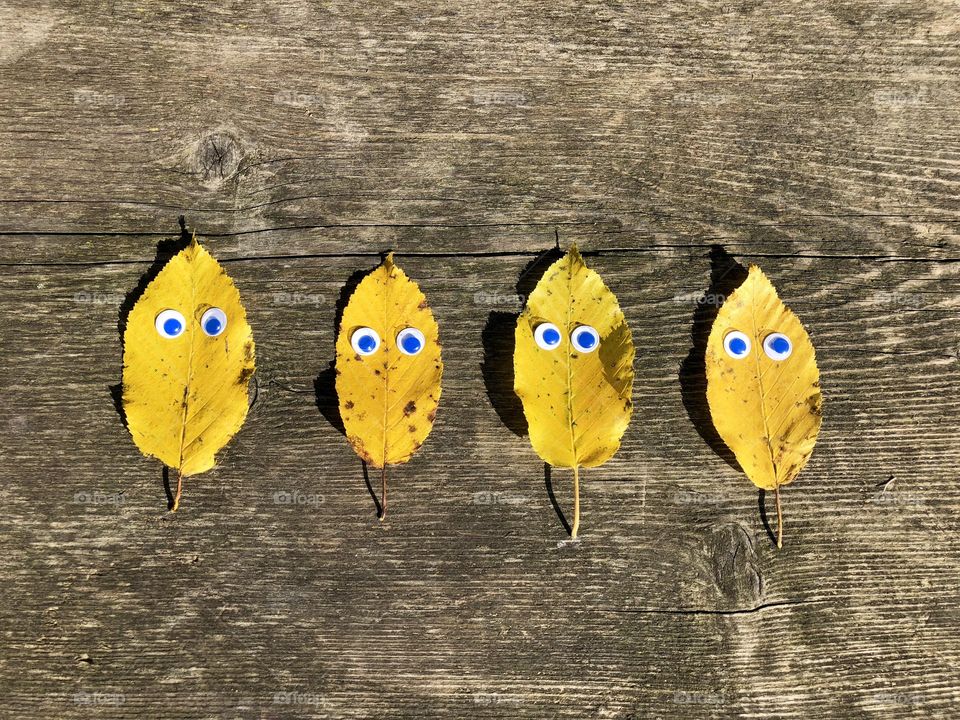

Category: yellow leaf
[122, 237, 256, 511]
[514, 245, 634, 537]
[705, 265, 822, 546]
[335, 254, 442, 518]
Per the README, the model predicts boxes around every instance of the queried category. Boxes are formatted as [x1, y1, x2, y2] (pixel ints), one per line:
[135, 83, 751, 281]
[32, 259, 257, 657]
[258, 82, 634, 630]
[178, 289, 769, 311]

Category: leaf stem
[379, 465, 387, 521]
[172, 468, 183, 513]
[571, 465, 580, 539]
[774, 485, 783, 549]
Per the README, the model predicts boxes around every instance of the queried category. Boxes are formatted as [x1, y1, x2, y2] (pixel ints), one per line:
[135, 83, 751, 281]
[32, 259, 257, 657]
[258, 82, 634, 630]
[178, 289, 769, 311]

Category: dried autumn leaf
[122, 236, 256, 511]
[705, 265, 822, 547]
[335, 254, 442, 519]
[514, 245, 634, 538]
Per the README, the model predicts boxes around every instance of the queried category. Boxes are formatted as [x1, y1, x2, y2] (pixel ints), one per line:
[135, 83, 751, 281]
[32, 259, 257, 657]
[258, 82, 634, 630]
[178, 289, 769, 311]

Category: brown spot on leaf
[348, 435, 374, 464]
[344, 400, 354, 410]
[403, 400, 416, 415]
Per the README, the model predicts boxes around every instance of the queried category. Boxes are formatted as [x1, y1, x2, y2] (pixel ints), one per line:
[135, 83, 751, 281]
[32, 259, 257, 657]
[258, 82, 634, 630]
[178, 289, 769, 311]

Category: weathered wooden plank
[1, 247, 958, 718]
[2, 0, 960, 717]
[1, 1, 960, 261]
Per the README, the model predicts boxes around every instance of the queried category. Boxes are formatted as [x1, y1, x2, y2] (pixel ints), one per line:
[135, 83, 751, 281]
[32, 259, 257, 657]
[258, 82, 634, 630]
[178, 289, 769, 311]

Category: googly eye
[763, 332, 793, 361]
[200, 307, 227, 337]
[723, 330, 751, 359]
[350, 327, 381, 356]
[396, 327, 426, 356]
[155, 309, 186, 339]
[534, 322, 563, 351]
[571, 325, 600, 354]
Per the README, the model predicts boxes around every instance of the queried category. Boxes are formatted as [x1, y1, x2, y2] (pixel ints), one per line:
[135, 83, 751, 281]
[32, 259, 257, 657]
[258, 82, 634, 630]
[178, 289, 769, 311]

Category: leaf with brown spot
[514, 245, 634, 538]
[122, 234, 256, 511]
[705, 265, 822, 548]
[334, 254, 443, 519]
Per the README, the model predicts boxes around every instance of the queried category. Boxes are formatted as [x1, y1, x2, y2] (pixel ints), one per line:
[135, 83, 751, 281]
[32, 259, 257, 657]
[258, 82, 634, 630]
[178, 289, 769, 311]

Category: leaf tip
[746, 263, 774, 288]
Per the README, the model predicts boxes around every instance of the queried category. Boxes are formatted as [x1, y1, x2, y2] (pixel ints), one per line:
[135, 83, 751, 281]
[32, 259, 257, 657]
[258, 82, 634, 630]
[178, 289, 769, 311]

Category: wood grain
[1, 1, 958, 718]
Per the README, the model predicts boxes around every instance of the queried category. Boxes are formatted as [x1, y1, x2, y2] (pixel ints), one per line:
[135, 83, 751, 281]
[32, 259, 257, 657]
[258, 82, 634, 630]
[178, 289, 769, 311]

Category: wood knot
[708, 522, 763, 607]
[195, 131, 243, 186]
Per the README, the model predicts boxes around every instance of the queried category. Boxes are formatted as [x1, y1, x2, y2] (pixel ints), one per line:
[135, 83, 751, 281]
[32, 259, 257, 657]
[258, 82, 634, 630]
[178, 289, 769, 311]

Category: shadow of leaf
[110, 216, 192, 430]
[678, 244, 749, 473]
[480, 246, 562, 437]
[314, 264, 378, 436]
[544, 463, 572, 536]
[758, 489, 777, 548]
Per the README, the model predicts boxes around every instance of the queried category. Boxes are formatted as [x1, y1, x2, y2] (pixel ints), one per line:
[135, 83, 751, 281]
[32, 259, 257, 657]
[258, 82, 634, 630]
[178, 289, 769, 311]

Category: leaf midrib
[176, 253, 198, 473]
[381, 267, 391, 468]
[749, 283, 779, 486]
[565, 258, 578, 468]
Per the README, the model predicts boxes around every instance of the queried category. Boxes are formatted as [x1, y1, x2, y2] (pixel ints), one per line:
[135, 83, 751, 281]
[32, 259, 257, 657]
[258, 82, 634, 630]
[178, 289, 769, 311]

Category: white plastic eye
[723, 330, 751, 359]
[763, 332, 793, 361]
[200, 307, 227, 337]
[534, 322, 563, 350]
[350, 327, 381, 356]
[155, 309, 187, 339]
[396, 327, 426, 356]
[570, 325, 600, 354]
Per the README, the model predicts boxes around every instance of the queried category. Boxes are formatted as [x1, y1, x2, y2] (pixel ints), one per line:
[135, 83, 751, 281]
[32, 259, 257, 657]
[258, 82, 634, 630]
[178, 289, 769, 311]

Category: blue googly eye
[534, 322, 562, 350]
[723, 330, 751, 359]
[200, 307, 227, 337]
[350, 327, 381, 356]
[571, 325, 600, 354]
[155, 309, 186, 339]
[763, 332, 792, 361]
[396, 327, 426, 356]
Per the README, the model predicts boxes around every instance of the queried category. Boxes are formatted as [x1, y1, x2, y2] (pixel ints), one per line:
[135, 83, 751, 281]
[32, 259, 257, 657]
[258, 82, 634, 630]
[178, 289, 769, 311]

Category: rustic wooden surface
[1, 1, 959, 718]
